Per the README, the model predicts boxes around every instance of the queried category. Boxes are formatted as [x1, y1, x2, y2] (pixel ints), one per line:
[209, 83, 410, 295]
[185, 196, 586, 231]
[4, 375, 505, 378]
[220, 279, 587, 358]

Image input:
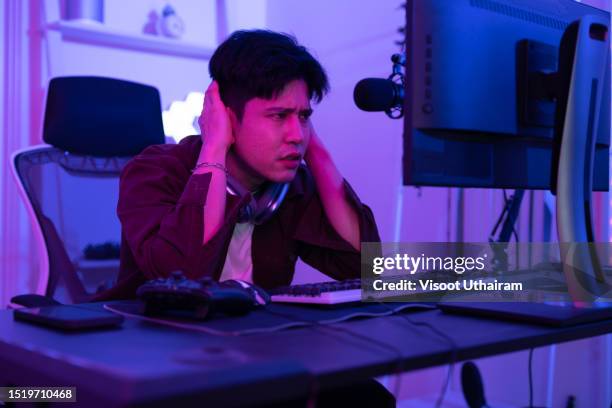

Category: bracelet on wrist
[192, 161, 228, 175]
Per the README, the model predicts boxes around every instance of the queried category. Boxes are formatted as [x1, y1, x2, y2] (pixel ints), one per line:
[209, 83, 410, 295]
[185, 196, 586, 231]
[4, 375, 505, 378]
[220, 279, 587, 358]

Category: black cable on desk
[265, 308, 404, 404]
[261, 306, 408, 404]
[376, 302, 459, 408]
[503, 189, 520, 244]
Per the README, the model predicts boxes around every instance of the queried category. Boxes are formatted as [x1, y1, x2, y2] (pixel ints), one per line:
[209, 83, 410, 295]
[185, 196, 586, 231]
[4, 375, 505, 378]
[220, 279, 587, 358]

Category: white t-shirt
[218, 221, 255, 283]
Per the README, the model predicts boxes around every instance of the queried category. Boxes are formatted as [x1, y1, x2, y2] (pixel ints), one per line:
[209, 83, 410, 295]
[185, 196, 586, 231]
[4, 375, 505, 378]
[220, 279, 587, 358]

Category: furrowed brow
[265, 107, 296, 114]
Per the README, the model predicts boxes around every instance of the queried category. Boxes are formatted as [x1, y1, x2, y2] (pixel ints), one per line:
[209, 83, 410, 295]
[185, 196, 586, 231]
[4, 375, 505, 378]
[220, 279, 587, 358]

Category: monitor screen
[403, 0, 610, 189]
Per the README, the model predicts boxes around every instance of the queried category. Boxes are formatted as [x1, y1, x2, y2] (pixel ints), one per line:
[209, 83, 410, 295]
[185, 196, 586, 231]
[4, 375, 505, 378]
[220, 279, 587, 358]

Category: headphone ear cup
[251, 183, 289, 225]
[226, 174, 289, 224]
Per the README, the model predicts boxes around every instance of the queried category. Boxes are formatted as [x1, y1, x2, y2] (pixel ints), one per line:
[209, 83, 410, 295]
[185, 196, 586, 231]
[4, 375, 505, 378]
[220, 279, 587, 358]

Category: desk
[1, 302, 611, 407]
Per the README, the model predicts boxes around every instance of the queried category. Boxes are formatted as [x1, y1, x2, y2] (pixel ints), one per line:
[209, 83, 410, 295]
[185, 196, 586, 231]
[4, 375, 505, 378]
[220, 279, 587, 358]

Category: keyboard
[270, 279, 363, 305]
[269, 276, 469, 305]
[269, 275, 510, 305]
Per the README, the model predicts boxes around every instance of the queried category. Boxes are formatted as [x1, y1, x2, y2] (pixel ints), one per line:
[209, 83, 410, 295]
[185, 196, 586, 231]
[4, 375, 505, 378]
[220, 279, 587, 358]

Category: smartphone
[14, 305, 124, 330]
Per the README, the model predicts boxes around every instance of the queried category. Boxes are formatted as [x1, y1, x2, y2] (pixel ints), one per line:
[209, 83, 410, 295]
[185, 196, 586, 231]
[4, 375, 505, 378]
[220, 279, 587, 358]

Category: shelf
[73, 257, 120, 271]
[46, 20, 214, 60]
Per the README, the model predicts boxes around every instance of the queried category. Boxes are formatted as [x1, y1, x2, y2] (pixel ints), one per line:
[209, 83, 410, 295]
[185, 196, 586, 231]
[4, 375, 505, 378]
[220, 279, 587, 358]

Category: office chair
[10, 76, 165, 306]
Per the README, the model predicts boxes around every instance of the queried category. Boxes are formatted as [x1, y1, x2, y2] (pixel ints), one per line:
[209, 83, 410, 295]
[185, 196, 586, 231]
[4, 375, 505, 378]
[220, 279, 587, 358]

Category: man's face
[228, 79, 312, 190]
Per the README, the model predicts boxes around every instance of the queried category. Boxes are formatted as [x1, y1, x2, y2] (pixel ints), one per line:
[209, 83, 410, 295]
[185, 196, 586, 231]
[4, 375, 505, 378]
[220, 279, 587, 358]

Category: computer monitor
[402, 0, 610, 190]
[401, 0, 612, 320]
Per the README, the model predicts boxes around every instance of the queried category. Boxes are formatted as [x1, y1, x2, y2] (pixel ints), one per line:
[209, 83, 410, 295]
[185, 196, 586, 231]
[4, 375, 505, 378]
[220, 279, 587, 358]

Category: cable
[264, 300, 458, 407]
[262, 306, 408, 404]
[503, 189, 521, 272]
[503, 189, 520, 243]
[529, 347, 534, 408]
[413, 320, 455, 408]
[376, 302, 459, 408]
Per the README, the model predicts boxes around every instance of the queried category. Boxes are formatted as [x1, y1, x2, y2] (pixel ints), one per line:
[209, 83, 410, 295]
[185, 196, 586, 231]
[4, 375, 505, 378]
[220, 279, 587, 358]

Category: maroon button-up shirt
[97, 135, 380, 300]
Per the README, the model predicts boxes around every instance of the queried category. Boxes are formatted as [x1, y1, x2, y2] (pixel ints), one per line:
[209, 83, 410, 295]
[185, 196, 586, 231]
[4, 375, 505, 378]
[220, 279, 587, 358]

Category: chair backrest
[11, 76, 165, 303]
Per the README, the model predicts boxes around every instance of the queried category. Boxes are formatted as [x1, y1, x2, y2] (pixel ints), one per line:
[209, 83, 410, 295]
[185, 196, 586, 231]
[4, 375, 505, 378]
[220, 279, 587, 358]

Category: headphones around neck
[226, 175, 289, 225]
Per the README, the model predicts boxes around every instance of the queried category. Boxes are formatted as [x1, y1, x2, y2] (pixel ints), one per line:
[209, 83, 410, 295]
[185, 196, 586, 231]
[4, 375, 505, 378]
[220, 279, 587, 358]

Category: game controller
[136, 271, 269, 320]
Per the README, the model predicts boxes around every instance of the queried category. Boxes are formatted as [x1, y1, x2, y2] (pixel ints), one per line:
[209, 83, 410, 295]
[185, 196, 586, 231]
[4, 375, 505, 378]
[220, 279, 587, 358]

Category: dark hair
[209, 30, 329, 119]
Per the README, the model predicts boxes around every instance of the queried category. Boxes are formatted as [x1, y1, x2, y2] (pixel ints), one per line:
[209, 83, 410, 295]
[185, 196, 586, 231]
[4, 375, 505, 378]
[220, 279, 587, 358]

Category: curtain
[1, 0, 36, 307]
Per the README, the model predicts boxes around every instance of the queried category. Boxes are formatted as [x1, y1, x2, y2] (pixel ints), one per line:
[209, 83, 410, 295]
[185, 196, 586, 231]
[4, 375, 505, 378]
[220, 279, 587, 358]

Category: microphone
[461, 361, 489, 408]
[354, 53, 406, 119]
[353, 78, 404, 113]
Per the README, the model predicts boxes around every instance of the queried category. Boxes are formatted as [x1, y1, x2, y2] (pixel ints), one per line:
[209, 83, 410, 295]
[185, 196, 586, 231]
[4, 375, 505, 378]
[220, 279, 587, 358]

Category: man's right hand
[199, 81, 234, 155]
[195, 82, 233, 244]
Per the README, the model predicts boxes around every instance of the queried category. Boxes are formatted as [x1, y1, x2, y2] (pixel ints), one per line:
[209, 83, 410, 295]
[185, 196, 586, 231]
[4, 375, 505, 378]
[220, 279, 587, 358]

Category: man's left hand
[301, 121, 361, 251]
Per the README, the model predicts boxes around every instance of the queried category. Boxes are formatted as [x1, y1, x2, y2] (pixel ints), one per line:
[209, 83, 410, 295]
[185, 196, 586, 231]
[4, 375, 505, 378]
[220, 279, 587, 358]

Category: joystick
[136, 271, 269, 320]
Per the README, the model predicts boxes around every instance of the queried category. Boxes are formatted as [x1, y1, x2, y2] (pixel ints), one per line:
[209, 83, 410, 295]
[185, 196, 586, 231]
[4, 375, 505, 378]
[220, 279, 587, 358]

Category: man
[106, 29, 380, 297]
[101, 29, 393, 408]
